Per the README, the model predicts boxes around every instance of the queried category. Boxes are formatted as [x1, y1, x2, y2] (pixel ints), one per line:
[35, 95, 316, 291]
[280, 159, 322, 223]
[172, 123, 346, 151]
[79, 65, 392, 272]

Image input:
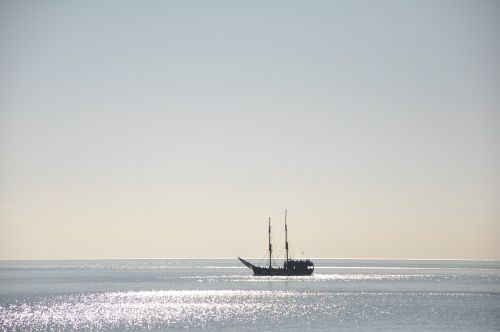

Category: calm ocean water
[0, 259, 499, 331]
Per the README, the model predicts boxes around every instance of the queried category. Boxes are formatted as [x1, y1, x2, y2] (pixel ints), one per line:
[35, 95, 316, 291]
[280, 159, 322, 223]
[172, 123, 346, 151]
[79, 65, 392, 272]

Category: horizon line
[1, 257, 499, 262]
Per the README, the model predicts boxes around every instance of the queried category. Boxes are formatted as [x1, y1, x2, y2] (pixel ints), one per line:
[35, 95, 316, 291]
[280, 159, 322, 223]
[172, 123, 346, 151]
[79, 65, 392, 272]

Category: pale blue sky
[1, 1, 499, 259]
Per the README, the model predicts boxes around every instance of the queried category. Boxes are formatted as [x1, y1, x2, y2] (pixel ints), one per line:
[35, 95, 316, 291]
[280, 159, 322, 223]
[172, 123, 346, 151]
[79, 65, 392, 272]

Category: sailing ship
[238, 210, 314, 276]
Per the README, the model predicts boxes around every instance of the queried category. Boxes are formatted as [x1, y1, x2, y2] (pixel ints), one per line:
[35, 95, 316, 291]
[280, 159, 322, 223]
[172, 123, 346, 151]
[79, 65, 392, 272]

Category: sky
[1, 0, 499, 260]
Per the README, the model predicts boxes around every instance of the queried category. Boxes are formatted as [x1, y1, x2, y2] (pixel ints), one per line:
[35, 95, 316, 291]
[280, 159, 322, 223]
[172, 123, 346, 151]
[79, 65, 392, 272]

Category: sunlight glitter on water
[4, 288, 496, 331]
[3, 288, 494, 331]
[0, 290, 308, 330]
[179, 273, 444, 283]
[1, 260, 499, 331]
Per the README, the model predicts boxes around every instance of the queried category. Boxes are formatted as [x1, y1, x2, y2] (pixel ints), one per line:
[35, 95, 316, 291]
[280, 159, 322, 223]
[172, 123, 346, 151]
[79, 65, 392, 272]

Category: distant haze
[1, 1, 499, 260]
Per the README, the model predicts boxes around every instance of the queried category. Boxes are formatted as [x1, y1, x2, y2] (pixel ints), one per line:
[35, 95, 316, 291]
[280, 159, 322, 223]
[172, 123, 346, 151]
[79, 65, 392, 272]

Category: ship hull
[252, 266, 314, 276]
[238, 258, 314, 276]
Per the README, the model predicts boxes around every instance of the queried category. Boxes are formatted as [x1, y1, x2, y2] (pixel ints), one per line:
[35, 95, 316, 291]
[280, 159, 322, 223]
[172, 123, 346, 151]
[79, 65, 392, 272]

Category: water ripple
[2, 289, 498, 331]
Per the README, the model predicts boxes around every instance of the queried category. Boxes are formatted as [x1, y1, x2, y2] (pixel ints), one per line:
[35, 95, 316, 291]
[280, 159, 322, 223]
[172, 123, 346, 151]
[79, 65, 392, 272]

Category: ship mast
[268, 217, 272, 269]
[285, 209, 289, 266]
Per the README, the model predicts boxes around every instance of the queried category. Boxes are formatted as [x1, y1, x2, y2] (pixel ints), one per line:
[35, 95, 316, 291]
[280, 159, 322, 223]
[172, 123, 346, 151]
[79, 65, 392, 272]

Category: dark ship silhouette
[238, 210, 314, 276]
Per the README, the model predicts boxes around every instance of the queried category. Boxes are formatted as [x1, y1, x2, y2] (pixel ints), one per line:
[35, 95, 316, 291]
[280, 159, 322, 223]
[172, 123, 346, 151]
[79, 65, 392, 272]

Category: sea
[0, 259, 499, 331]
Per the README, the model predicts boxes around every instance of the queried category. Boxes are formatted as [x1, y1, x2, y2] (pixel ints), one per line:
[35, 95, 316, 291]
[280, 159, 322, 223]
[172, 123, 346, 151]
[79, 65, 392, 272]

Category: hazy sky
[1, 0, 499, 260]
